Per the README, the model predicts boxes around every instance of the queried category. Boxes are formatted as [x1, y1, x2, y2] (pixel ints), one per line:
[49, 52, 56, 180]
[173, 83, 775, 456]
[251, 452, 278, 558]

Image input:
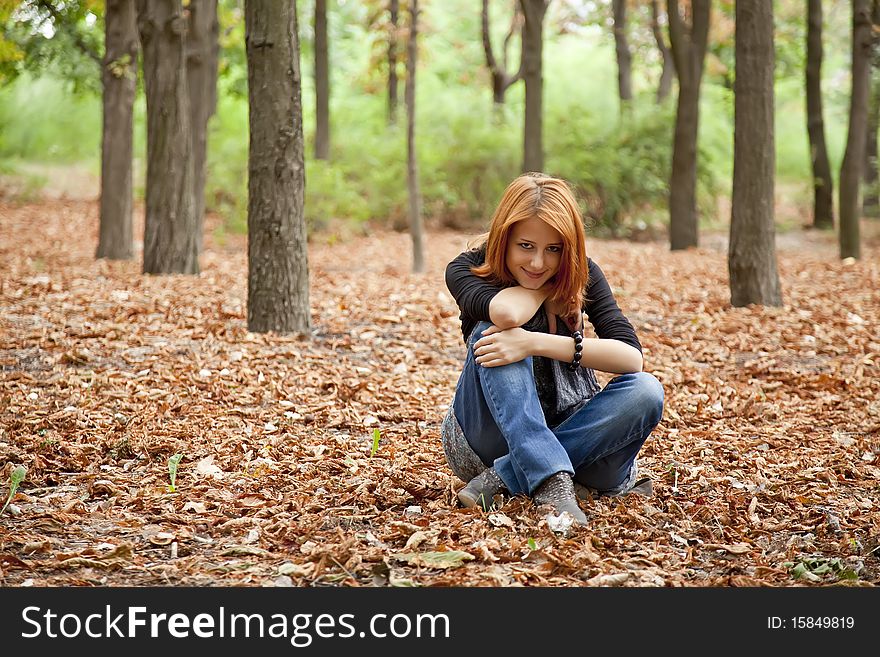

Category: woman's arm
[474, 327, 643, 374]
[530, 333, 643, 373]
[487, 286, 549, 329]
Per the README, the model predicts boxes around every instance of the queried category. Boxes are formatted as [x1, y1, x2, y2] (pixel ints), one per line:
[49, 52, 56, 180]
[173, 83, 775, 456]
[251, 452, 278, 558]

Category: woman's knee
[467, 321, 494, 350]
[635, 371, 664, 422]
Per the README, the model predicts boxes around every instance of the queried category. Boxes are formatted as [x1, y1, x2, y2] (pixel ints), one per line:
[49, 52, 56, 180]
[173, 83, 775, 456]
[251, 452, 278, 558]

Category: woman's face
[504, 216, 563, 290]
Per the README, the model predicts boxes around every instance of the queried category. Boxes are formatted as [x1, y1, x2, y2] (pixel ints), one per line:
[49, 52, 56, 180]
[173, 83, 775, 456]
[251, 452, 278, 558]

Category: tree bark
[520, 0, 547, 173]
[406, 0, 425, 273]
[839, 0, 872, 260]
[482, 0, 522, 106]
[97, 0, 138, 261]
[651, 0, 674, 103]
[314, 0, 330, 159]
[805, 0, 835, 229]
[137, 0, 199, 275]
[863, 67, 880, 215]
[667, 0, 710, 251]
[388, 0, 399, 125]
[612, 0, 632, 105]
[245, 0, 310, 334]
[729, 0, 781, 308]
[186, 0, 219, 254]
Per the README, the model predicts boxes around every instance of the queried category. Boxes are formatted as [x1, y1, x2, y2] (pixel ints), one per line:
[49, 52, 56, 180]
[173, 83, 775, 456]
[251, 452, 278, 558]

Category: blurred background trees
[0, 0, 874, 258]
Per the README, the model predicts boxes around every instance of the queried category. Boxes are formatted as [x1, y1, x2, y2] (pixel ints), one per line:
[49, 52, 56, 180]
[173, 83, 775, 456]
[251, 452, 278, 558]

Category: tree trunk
[406, 0, 425, 274]
[388, 0, 399, 125]
[137, 0, 199, 275]
[667, 0, 710, 251]
[186, 0, 219, 255]
[314, 0, 330, 160]
[97, 0, 138, 260]
[520, 0, 547, 173]
[245, 0, 310, 334]
[482, 0, 523, 107]
[839, 0, 872, 260]
[729, 1, 781, 308]
[651, 0, 674, 103]
[612, 0, 632, 105]
[805, 0, 834, 229]
[863, 68, 880, 215]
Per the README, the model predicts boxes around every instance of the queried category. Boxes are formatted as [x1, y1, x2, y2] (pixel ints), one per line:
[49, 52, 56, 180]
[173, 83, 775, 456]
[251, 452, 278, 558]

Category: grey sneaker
[458, 467, 506, 511]
[533, 472, 588, 526]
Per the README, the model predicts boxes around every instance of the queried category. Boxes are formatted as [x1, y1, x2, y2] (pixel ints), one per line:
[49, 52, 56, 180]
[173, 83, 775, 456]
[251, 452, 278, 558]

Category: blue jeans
[452, 321, 664, 496]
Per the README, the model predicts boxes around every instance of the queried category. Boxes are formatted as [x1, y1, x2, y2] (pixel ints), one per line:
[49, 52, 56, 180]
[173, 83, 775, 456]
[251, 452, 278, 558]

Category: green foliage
[784, 557, 859, 582]
[0, 464, 27, 517]
[0, 0, 857, 237]
[1, 0, 103, 92]
[167, 453, 183, 493]
[370, 428, 380, 457]
[0, 73, 100, 161]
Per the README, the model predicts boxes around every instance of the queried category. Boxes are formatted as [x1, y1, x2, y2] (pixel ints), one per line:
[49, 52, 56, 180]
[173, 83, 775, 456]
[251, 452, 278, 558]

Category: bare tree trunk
[650, 0, 674, 103]
[137, 0, 199, 275]
[97, 0, 138, 260]
[839, 0, 872, 260]
[667, 0, 710, 251]
[612, 0, 632, 105]
[863, 68, 880, 215]
[245, 0, 310, 334]
[482, 0, 523, 106]
[187, 0, 219, 255]
[806, 0, 835, 229]
[314, 0, 330, 160]
[388, 0, 399, 125]
[520, 0, 548, 173]
[729, 0, 781, 308]
[406, 0, 425, 274]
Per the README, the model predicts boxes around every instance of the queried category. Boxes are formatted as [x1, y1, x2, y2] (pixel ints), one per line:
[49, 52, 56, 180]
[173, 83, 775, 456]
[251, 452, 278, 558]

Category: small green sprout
[167, 454, 184, 492]
[1, 465, 27, 517]
[370, 428, 381, 457]
[527, 537, 538, 551]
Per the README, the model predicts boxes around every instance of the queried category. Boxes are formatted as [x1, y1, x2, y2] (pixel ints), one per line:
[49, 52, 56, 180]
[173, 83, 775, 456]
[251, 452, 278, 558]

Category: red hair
[471, 173, 589, 315]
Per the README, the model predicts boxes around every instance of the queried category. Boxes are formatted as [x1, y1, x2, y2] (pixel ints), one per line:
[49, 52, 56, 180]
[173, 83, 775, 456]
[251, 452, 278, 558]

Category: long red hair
[471, 173, 589, 315]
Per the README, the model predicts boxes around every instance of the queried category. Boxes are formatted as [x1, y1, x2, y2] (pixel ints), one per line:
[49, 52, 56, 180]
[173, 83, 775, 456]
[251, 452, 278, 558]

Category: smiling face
[504, 216, 563, 290]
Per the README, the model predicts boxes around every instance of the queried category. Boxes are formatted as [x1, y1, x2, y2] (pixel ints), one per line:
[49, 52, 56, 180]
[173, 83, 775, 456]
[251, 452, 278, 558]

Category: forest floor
[1, 197, 878, 588]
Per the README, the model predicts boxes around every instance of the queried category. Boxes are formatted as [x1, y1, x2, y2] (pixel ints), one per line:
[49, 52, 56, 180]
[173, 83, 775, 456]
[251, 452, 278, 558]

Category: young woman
[442, 173, 663, 526]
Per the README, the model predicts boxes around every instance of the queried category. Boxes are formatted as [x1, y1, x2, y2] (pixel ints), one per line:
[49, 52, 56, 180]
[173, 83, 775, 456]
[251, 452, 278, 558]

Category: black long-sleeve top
[445, 246, 642, 353]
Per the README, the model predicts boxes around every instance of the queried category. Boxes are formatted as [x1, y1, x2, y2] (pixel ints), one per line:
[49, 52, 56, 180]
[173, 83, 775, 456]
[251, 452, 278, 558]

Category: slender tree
[388, 0, 399, 124]
[667, 0, 711, 251]
[863, 2, 880, 217]
[245, 0, 310, 333]
[729, 0, 781, 307]
[314, 0, 330, 160]
[650, 0, 674, 103]
[612, 0, 632, 106]
[482, 0, 523, 107]
[805, 0, 834, 229]
[520, 0, 548, 172]
[137, 0, 199, 274]
[863, 69, 880, 215]
[97, 0, 138, 261]
[186, 0, 219, 254]
[839, 0, 873, 260]
[406, 0, 425, 273]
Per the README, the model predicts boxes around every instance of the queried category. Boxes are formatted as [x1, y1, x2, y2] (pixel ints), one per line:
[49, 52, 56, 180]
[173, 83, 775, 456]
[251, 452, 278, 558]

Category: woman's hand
[473, 326, 533, 367]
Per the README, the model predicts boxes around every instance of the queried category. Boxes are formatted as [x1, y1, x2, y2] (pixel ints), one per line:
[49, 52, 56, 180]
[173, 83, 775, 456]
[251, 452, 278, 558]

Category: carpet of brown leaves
[1, 199, 878, 587]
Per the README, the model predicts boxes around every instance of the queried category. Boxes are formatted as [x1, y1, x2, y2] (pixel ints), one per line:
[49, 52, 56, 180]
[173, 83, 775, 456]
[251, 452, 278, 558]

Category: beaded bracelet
[568, 330, 583, 371]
